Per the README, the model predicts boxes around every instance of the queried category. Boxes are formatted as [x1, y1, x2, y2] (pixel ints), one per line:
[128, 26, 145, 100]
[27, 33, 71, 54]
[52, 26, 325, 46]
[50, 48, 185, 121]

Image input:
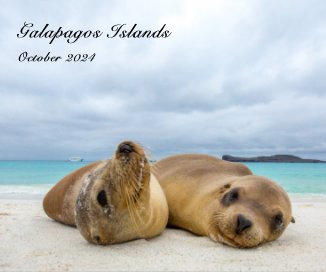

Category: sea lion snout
[115, 141, 146, 161]
[118, 142, 134, 154]
[236, 214, 252, 234]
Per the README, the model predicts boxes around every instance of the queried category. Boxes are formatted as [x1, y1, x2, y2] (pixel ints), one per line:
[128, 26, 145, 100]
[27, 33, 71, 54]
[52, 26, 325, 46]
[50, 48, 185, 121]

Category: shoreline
[1, 192, 326, 202]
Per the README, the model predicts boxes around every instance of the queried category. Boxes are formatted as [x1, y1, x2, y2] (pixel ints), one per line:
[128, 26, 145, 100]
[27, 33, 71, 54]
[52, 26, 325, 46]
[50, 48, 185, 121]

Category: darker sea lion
[43, 141, 168, 245]
[153, 154, 294, 248]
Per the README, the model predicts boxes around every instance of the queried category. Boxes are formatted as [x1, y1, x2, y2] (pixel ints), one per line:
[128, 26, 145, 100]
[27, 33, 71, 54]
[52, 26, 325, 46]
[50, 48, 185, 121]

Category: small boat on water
[68, 157, 84, 162]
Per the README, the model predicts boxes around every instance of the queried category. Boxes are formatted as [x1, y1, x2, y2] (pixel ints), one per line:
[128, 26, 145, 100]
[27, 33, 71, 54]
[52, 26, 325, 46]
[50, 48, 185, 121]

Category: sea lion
[43, 141, 168, 245]
[153, 154, 294, 248]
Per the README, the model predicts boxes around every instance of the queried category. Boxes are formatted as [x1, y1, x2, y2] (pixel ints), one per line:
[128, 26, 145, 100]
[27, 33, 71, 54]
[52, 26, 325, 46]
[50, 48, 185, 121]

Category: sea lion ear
[291, 217, 295, 223]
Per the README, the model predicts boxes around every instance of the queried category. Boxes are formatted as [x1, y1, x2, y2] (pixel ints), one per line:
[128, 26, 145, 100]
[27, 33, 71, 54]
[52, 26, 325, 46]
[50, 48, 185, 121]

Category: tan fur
[153, 154, 293, 248]
[43, 141, 168, 245]
[43, 161, 103, 225]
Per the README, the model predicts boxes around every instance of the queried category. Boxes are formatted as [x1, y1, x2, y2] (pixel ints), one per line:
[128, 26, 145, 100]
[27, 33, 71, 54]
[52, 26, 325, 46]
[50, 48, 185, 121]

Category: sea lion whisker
[109, 162, 143, 235]
[125, 188, 145, 236]
[125, 189, 140, 230]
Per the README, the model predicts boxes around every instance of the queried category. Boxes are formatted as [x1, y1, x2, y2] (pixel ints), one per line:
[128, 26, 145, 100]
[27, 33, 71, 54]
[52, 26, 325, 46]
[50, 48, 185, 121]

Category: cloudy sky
[1, 0, 326, 160]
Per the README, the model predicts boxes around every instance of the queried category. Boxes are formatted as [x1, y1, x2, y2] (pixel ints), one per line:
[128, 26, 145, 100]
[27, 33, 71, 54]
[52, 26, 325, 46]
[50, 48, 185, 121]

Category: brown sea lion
[153, 154, 294, 248]
[43, 141, 168, 245]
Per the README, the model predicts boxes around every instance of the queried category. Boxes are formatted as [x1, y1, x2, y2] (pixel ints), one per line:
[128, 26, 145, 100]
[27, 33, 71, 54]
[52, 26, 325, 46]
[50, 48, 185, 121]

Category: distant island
[222, 154, 325, 163]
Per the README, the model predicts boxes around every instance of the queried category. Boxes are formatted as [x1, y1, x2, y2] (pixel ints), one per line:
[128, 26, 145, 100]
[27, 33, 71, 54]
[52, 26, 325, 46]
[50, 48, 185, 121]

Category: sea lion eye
[271, 213, 284, 231]
[274, 213, 283, 225]
[97, 190, 108, 207]
[222, 189, 239, 206]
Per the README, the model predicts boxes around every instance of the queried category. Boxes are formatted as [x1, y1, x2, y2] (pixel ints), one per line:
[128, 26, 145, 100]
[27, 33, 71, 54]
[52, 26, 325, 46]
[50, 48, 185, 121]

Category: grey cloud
[0, 0, 326, 160]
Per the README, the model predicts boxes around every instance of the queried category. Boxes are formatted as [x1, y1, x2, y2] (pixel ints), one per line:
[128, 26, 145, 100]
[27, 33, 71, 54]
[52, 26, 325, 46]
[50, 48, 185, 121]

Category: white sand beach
[0, 196, 326, 272]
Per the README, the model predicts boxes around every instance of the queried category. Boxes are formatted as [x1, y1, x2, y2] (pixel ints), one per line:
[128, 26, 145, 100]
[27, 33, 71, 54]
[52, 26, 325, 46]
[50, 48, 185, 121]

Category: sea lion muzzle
[236, 214, 252, 234]
[118, 143, 134, 154]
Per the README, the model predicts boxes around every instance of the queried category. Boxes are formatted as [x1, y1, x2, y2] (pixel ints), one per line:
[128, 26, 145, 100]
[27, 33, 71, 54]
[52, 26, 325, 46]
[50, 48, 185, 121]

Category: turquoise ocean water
[243, 163, 326, 194]
[0, 161, 325, 196]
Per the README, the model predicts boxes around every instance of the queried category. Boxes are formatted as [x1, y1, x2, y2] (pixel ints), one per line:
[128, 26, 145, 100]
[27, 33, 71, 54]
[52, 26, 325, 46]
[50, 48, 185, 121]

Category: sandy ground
[0, 196, 326, 272]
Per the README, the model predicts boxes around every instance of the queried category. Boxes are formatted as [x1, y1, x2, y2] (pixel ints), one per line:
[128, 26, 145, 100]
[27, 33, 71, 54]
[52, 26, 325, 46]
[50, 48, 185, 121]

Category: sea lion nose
[118, 143, 134, 154]
[236, 214, 252, 234]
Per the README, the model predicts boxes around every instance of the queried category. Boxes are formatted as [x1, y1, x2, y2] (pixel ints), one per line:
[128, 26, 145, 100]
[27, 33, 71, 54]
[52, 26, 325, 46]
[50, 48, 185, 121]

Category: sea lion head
[75, 141, 151, 245]
[209, 175, 294, 248]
